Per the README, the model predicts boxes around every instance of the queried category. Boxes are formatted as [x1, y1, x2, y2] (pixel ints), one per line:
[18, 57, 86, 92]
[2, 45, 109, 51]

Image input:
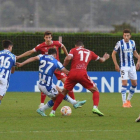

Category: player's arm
[63, 55, 72, 67]
[61, 67, 69, 75]
[11, 66, 15, 74]
[134, 50, 140, 70]
[61, 45, 68, 56]
[98, 53, 110, 62]
[16, 56, 39, 67]
[16, 49, 36, 60]
[112, 50, 120, 72]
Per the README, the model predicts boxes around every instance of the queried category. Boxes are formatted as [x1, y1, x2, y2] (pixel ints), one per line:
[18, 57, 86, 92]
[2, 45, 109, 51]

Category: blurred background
[0, 0, 140, 33]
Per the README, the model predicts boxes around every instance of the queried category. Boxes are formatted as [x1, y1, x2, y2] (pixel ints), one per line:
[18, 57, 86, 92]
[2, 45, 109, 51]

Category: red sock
[53, 93, 64, 111]
[92, 91, 99, 106]
[68, 90, 75, 100]
[41, 92, 46, 103]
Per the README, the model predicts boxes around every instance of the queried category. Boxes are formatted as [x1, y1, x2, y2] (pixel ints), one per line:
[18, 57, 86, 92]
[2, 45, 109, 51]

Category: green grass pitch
[1, 92, 140, 140]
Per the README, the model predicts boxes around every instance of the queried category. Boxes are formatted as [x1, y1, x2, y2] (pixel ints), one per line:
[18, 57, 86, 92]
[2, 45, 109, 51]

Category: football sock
[63, 95, 77, 104]
[68, 90, 75, 99]
[121, 86, 127, 104]
[52, 93, 64, 111]
[127, 86, 136, 101]
[50, 110, 55, 114]
[41, 92, 46, 103]
[92, 91, 99, 106]
[0, 100, 1, 105]
[93, 105, 98, 109]
[40, 100, 54, 112]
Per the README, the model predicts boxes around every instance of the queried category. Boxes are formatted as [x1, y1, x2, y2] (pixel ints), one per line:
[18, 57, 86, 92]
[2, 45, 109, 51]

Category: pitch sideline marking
[0, 130, 140, 133]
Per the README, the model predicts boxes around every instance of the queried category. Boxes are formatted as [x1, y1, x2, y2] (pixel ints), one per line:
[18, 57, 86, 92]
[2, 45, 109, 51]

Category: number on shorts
[121, 70, 125, 75]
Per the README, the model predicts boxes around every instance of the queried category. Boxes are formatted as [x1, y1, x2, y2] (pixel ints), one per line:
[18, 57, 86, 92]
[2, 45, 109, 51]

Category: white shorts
[120, 66, 137, 80]
[38, 83, 58, 98]
[0, 77, 8, 97]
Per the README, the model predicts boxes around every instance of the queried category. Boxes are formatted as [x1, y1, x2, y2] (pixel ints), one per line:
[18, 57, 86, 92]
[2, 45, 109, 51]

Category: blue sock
[47, 100, 54, 107]
[127, 86, 136, 101]
[0, 100, 1, 105]
[63, 95, 68, 100]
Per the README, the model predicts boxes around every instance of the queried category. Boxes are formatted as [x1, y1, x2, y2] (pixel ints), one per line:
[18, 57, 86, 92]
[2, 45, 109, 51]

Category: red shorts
[54, 70, 67, 80]
[64, 69, 96, 91]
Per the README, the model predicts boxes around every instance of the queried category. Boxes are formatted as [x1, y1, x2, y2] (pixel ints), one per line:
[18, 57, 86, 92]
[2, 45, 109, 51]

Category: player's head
[75, 41, 84, 47]
[2, 40, 13, 52]
[123, 29, 131, 42]
[44, 31, 52, 44]
[48, 48, 57, 58]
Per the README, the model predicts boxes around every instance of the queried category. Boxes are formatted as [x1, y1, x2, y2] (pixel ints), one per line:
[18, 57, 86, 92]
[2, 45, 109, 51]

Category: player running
[112, 29, 140, 108]
[0, 40, 16, 105]
[16, 48, 86, 116]
[16, 31, 76, 108]
[49, 41, 110, 117]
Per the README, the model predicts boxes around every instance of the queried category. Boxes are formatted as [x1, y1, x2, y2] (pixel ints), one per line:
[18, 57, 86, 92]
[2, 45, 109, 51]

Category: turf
[0, 92, 140, 140]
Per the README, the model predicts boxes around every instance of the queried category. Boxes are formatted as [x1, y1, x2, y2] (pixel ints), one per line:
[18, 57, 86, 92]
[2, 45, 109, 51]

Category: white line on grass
[0, 130, 140, 133]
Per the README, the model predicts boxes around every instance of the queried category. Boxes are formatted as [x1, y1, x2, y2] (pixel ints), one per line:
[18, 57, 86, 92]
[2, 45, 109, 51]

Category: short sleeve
[91, 51, 99, 61]
[68, 49, 74, 57]
[133, 40, 136, 51]
[57, 61, 64, 70]
[114, 41, 120, 52]
[13, 55, 16, 66]
[34, 44, 41, 52]
[38, 54, 43, 60]
[57, 41, 63, 48]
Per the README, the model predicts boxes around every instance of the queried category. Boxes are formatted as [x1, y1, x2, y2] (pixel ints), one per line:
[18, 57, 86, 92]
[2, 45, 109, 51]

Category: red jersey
[69, 47, 99, 70]
[34, 41, 62, 61]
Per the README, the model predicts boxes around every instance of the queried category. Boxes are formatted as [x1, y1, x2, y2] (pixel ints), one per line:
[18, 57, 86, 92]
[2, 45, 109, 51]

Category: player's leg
[39, 92, 46, 108]
[0, 78, 7, 105]
[120, 67, 129, 107]
[61, 77, 75, 100]
[79, 72, 104, 116]
[121, 80, 128, 107]
[0, 96, 3, 105]
[135, 114, 140, 122]
[126, 66, 137, 107]
[54, 70, 75, 100]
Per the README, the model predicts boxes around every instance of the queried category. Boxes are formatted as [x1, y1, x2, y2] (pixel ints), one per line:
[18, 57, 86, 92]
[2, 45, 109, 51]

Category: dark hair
[44, 31, 52, 37]
[48, 48, 57, 55]
[75, 41, 84, 46]
[123, 29, 131, 34]
[2, 40, 13, 49]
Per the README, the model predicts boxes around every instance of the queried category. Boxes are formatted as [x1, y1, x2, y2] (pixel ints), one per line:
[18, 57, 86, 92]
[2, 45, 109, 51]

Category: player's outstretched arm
[61, 67, 69, 75]
[99, 52, 110, 63]
[112, 51, 120, 72]
[63, 55, 72, 67]
[11, 66, 15, 74]
[16, 49, 36, 60]
[16, 56, 39, 67]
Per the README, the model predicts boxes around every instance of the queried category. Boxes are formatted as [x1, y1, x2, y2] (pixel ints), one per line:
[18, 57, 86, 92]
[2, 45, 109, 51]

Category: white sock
[50, 110, 55, 114]
[121, 86, 127, 104]
[64, 95, 77, 105]
[93, 105, 98, 109]
[40, 103, 50, 112]
[127, 86, 136, 101]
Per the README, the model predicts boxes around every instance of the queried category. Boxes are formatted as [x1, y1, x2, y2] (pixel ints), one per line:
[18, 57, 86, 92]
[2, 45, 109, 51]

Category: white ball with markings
[61, 106, 72, 116]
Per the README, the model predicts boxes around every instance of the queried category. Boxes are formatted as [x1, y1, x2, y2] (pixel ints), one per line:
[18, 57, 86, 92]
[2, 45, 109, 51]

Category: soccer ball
[60, 106, 72, 116]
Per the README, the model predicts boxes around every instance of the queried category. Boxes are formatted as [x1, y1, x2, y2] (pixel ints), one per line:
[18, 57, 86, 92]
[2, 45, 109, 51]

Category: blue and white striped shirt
[0, 50, 16, 85]
[114, 39, 136, 67]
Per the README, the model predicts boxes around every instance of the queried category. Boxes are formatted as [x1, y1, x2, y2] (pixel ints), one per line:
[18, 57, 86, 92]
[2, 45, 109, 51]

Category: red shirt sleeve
[69, 48, 74, 56]
[91, 51, 99, 60]
[34, 44, 42, 52]
[56, 41, 63, 48]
